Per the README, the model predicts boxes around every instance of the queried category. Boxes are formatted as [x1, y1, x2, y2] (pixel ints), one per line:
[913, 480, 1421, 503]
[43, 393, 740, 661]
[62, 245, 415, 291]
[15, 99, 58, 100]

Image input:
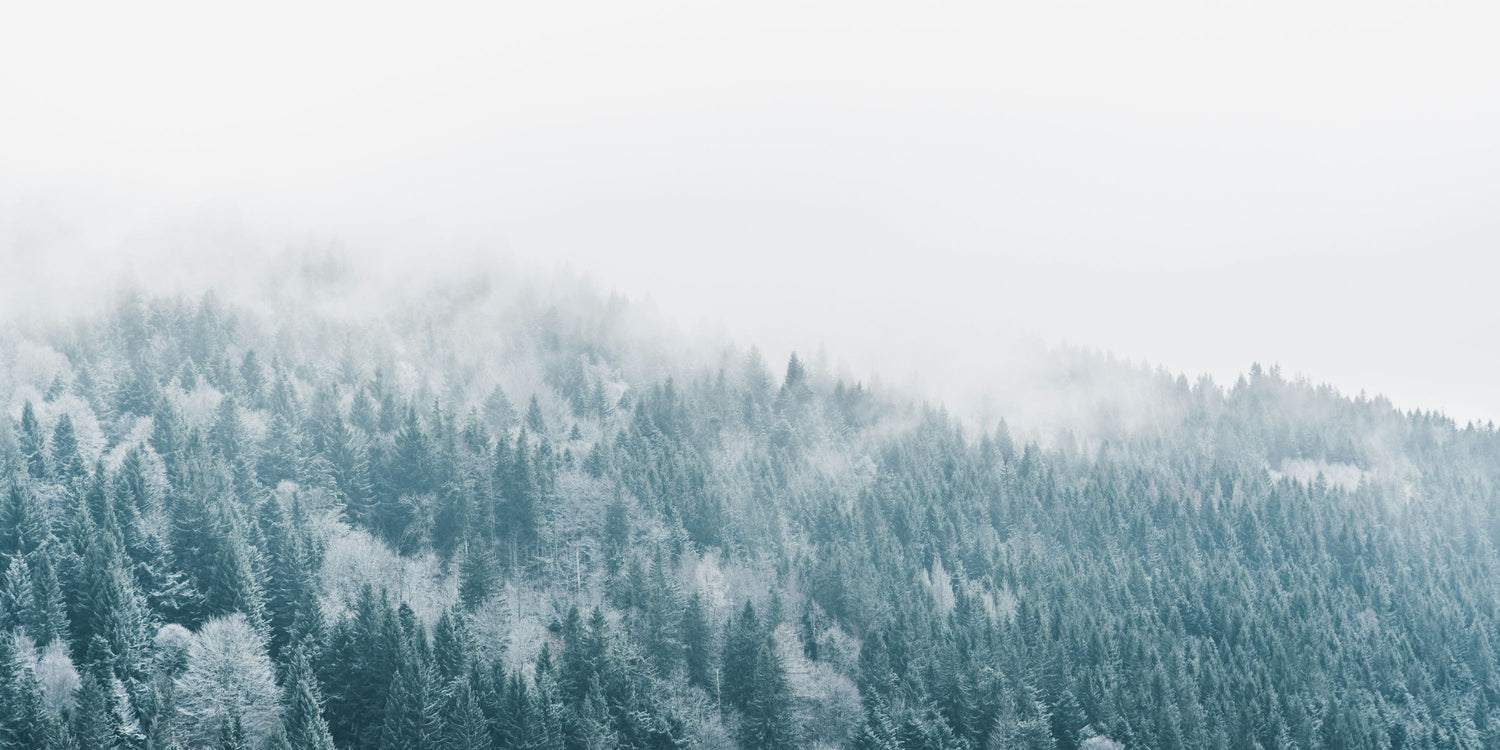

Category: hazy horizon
[4, 1, 1498, 423]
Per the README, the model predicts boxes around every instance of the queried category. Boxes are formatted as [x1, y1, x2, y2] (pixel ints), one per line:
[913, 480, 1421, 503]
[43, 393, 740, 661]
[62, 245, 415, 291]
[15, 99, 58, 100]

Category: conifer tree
[70, 674, 111, 750]
[0, 478, 46, 559]
[740, 642, 796, 750]
[215, 712, 250, 750]
[50, 415, 85, 483]
[441, 677, 495, 750]
[18, 402, 49, 480]
[525, 395, 546, 435]
[681, 592, 713, 689]
[379, 665, 440, 750]
[281, 648, 337, 750]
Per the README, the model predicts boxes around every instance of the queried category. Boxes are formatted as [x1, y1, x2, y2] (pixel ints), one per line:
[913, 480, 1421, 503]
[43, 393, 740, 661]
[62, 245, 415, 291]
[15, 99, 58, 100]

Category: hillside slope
[2, 270, 1498, 750]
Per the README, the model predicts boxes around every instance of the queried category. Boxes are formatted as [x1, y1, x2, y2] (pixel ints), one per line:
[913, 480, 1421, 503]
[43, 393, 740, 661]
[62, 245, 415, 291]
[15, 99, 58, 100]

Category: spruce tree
[440, 677, 495, 750]
[281, 649, 337, 750]
[18, 402, 49, 480]
[50, 415, 85, 483]
[379, 665, 440, 750]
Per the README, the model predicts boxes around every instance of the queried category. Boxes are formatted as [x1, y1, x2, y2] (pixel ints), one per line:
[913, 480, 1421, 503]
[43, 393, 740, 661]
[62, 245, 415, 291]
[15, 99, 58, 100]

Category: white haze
[2, 1, 1498, 425]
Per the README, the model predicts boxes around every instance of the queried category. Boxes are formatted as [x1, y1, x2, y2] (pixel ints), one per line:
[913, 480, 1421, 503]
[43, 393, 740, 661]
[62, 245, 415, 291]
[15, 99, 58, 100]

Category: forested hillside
[2, 269, 1498, 750]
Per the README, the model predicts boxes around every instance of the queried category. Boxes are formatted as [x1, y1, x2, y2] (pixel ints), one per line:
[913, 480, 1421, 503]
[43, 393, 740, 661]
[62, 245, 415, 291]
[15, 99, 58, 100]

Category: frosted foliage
[775, 623, 863, 747]
[175, 614, 282, 749]
[680, 549, 730, 609]
[468, 581, 552, 678]
[35, 639, 81, 716]
[6, 340, 71, 394]
[18, 394, 107, 465]
[1082, 737, 1125, 750]
[468, 579, 552, 675]
[155, 623, 195, 674]
[319, 523, 456, 630]
[1273, 458, 1367, 491]
[175, 382, 224, 432]
[921, 558, 956, 618]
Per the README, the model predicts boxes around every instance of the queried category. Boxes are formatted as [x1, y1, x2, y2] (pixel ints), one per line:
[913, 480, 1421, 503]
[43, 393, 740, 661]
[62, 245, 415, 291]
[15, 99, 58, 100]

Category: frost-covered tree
[175, 614, 281, 748]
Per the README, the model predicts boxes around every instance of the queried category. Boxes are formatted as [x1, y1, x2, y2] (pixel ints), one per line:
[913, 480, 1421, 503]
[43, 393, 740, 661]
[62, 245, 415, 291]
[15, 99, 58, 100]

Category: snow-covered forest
[2, 263, 1498, 750]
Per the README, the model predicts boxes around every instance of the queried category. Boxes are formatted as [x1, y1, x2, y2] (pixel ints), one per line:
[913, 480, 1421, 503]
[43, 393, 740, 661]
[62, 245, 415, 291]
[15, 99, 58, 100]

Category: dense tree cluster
[1, 282, 1498, 749]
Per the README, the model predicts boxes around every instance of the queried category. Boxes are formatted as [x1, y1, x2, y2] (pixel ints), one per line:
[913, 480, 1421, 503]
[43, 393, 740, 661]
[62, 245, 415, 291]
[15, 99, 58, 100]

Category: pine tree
[561, 607, 611, 704]
[256, 411, 304, 487]
[498, 432, 538, 555]
[150, 398, 186, 484]
[327, 414, 377, 523]
[1, 553, 39, 636]
[681, 592, 713, 689]
[18, 402, 49, 480]
[72, 533, 153, 679]
[457, 537, 496, 612]
[281, 648, 338, 750]
[28, 548, 71, 648]
[432, 609, 473, 687]
[525, 395, 546, 435]
[216, 712, 250, 750]
[50, 415, 85, 483]
[210, 395, 245, 462]
[258, 491, 320, 657]
[721, 601, 762, 711]
[240, 351, 266, 409]
[0, 637, 51, 750]
[200, 527, 265, 627]
[440, 677, 495, 750]
[350, 387, 378, 434]
[483, 386, 516, 436]
[379, 665, 440, 750]
[0, 478, 46, 559]
[70, 673, 111, 749]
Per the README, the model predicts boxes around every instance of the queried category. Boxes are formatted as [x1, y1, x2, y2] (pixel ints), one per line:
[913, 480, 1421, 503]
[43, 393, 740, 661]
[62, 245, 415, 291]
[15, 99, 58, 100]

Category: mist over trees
[1, 265, 1498, 749]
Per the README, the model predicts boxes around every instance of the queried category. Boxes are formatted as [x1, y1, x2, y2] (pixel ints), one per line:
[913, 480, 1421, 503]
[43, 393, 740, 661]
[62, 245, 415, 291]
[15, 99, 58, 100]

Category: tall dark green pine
[493, 670, 532, 749]
[721, 601, 762, 712]
[0, 478, 46, 559]
[200, 526, 266, 628]
[378, 408, 432, 547]
[379, 664, 440, 750]
[431, 609, 473, 687]
[17, 402, 49, 480]
[282, 648, 338, 750]
[71, 674, 112, 750]
[0, 553, 37, 634]
[321, 586, 400, 750]
[498, 431, 538, 554]
[457, 538, 496, 611]
[117, 360, 160, 418]
[149, 398, 186, 484]
[740, 642, 797, 750]
[603, 495, 630, 578]
[440, 677, 495, 750]
[240, 351, 266, 408]
[71, 531, 152, 679]
[681, 592, 713, 689]
[326, 415, 376, 524]
[210, 395, 245, 462]
[258, 492, 321, 657]
[0, 636, 52, 750]
[50, 414, 85, 483]
[483, 386, 516, 435]
[28, 548, 72, 647]
[561, 607, 611, 704]
[216, 712, 250, 750]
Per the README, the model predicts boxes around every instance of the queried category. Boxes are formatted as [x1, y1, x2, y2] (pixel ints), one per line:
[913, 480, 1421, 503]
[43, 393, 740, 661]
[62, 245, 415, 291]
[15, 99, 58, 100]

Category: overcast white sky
[2, 1, 1498, 423]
